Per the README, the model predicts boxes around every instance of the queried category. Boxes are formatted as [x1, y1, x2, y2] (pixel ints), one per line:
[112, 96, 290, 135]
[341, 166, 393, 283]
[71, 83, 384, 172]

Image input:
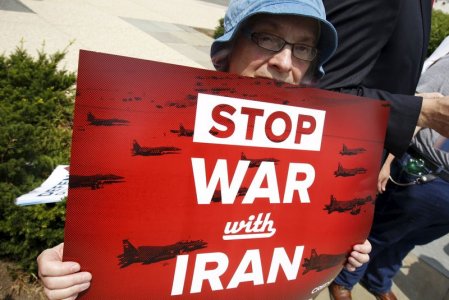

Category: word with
[223, 212, 276, 240]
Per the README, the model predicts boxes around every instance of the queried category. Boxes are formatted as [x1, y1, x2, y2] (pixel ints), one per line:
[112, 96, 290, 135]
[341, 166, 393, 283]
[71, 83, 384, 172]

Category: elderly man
[37, 1, 371, 299]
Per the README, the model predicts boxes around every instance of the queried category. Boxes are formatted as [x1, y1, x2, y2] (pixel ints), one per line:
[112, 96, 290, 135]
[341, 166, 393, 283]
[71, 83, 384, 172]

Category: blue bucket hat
[210, 0, 337, 79]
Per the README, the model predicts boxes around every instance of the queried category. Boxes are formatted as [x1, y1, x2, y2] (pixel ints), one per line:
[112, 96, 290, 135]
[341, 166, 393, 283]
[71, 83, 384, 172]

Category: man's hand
[37, 243, 92, 300]
[378, 163, 391, 194]
[345, 240, 371, 272]
[378, 153, 395, 193]
[416, 92, 444, 98]
[418, 94, 449, 137]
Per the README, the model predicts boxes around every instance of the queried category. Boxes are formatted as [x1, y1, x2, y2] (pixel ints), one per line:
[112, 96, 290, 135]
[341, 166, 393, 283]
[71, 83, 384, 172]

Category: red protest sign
[63, 50, 389, 299]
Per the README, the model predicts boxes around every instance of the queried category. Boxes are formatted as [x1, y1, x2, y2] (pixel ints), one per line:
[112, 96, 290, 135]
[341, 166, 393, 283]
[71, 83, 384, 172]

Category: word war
[191, 159, 315, 204]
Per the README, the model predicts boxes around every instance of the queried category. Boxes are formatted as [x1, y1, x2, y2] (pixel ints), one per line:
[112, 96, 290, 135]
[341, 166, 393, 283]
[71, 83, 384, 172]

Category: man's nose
[268, 45, 293, 73]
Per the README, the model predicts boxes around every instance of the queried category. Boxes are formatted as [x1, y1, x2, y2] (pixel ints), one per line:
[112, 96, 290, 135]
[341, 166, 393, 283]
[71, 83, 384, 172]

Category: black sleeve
[319, 0, 423, 157]
[336, 87, 422, 158]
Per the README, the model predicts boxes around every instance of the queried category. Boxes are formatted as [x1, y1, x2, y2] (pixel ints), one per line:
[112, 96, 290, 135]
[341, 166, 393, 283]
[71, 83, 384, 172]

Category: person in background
[323, 1, 448, 296]
[37, 1, 371, 299]
[369, 36, 449, 300]
[420, 35, 449, 89]
[320, 0, 449, 160]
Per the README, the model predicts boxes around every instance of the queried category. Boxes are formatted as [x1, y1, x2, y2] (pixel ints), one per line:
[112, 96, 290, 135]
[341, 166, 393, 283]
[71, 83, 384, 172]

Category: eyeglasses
[248, 32, 318, 62]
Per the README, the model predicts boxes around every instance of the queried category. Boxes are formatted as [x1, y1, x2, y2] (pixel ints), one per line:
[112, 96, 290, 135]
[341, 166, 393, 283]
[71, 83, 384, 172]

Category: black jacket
[319, 0, 432, 157]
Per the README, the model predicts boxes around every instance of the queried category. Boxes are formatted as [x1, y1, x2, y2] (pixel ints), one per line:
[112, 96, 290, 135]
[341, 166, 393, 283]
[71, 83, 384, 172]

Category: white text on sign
[193, 94, 326, 151]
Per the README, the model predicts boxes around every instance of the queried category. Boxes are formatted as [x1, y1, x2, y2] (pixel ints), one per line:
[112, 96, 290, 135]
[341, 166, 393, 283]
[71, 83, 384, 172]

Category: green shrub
[428, 9, 449, 56]
[213, 18, 225, 39]
[0, 45, 75, 274]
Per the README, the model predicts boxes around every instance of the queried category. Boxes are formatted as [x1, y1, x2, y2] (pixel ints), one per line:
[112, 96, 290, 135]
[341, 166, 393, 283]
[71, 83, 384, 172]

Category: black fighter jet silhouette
[87, 112, 129, 126]
[302, 249, 347, 274]
[241, 152, 279, 168]
[170, 124, 194, 137]
[69, 174, 125, 190]
[118, 239, 207, 268]
[334, 163, 367, 177]
[339, 144, 366, 156]
[324, 195, 374, 215]
[132, 140, 181, 156]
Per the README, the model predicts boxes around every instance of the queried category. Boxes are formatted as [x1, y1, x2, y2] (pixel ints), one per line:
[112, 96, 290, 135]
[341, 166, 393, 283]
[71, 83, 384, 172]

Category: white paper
[15, 165, 69, 206]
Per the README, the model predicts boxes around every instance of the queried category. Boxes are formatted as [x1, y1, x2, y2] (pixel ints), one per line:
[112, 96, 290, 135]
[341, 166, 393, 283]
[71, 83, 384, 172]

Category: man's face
[228, 14, 319, 85]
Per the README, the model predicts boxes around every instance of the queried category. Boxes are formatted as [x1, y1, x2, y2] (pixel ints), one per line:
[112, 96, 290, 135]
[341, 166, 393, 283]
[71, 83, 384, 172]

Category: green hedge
[428, 9, 449, 56]
[213, 18, 225, 39]
[0, 45, 75, 274]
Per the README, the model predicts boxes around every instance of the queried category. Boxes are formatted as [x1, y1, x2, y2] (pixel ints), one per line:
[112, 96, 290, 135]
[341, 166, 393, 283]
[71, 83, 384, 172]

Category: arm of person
[37, 243, 92, 300]
[345, 239, 371, 272]
[378, 153, 395, 193]
[377, 121, 428, 193]
[319, 0, 433, 158]
[418, 95, 449, 138]
[356, 90, 422, 158]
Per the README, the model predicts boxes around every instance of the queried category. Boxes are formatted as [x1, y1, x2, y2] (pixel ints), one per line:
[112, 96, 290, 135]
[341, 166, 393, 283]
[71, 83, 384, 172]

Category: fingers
[41, 271, 92, 290]
[377, 178, 383, 193]
[381, 178, 388, 193]
[38, 243, 80, 277]
[377, 177, 388, 193]
[416, 92, 444, 98]
[345, 240, 372, 272]
[377, 181, 383, 194]
[43, 281, 91, 300]
[39, 260, 81, 278]
[418, 96, 449, 136]
[37, 243, 92, 300]
[348, 251, 368, 265]
[377, 158, 391, 194]
[353, 240, 372, 255]
[345, 252, 366, 271]
[41, 272, 92, 300]
[344, 262, 356, 272]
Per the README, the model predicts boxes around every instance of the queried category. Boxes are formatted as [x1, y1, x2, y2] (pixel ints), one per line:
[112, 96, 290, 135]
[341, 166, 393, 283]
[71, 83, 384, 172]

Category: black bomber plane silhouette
[334, 163, 367, 177]
[132, 140, 181, 156]
[339, 144, 366, 156]
[324, 195, 374, 215]
[302, 249, 347, 274]
[169, 123, 219, 137]
[118, 239, 208, 268]
[87, 112, 129, 126]
[240, 152, 279, 168]
[69, 174, 125, 190]
[170, 124, 194, 137]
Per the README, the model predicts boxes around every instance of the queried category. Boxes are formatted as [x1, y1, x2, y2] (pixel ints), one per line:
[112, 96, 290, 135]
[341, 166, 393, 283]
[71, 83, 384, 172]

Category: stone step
[315, 253, 449, 300]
